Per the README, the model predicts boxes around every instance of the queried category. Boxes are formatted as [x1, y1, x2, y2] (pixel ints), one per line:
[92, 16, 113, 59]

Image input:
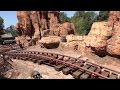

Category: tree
[0, 16, 5, 35]
[71, 11, 97, 35]
[75, 17, 87, 34]
[59, 12, 70, 23]
[5, 25, 18, 37]
[95, 11, 109, 21]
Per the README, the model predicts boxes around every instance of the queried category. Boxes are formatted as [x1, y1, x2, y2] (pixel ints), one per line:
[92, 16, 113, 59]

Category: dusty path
[9, 59, 73, 79]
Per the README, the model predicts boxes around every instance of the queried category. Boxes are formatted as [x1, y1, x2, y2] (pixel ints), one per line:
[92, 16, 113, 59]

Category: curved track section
[4, 50, 120, 79]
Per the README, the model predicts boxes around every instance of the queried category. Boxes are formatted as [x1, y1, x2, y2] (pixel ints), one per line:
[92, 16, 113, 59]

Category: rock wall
[64, 11, 120, 57]
[87, 22, 112, 56]
[15, 11, 120, 57]
[107, 11, 120, 56]
[16, 11, 75, 48]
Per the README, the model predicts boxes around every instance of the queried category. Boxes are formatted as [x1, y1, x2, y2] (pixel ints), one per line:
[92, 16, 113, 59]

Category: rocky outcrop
[49, 11, 120, 57]
[16, 11, 32, 36]
[87, 11, 120, 56]
[88, 22, 112, 55]
[108, 11, 120, 27]
[48, 11, 75, 36]
[16, 11, 41, 47]
[29, 11, 41, 39]
[48, 11, 60, 29]
[49, 22, 75, 36]
[16, 11, 75, 48]
[106, 11, 120, 56]
[15, 11, 120, 57]
[65, 22, 113, 56]
[88, 22, 112, 38]
[63, 18, 118, 56]
[107, 30, 120, 56]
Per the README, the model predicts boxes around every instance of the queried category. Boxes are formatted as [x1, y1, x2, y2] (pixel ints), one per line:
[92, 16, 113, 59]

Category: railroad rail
[4, 50, 120, 79]
[0, 44, 20, 53]
[0, 53, 13, 78]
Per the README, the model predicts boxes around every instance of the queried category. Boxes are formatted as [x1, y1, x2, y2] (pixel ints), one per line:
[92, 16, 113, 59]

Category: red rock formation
[108, 11, 120, 27]
[63, 11, 120, 57]
[48, 11, 60, 29]
[16, 11, 32, 36]
[88, 22, 112, 54]
[16, 11, 33, 48]
[107, 11, 120, 56]
[40, 11, 49, 30]
[29, 11, 41, 40]
[47, 11, 75, 36]
[16, 11, 75, 48]
[86, 11, 120, 56]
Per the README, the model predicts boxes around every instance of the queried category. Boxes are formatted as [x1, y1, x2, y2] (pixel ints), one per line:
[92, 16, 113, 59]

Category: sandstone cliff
[16, 11, 75, 48]
[107, 11, 120, 56]
[64, 11, 120, 57]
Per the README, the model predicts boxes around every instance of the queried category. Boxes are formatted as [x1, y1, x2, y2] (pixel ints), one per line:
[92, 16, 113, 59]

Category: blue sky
[0, 11, 17, 29]
[0, 11, 98, 29]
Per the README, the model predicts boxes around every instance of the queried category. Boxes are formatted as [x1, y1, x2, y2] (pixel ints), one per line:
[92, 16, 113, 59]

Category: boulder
[88, 22, 112, 38]
[39, 36, 60, 49]
[107, 29, 120, 56]
[88, 22, 112, 52]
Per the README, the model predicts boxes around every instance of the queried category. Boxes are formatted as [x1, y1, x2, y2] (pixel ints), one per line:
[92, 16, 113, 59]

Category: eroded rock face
[88, 22, 112, 38]
[63, 13, 120, 57]
[107, 11, 120, 55]
[65, 22, 112, 56]
[108, 11, 120, 27]
[29, 11, 41, 39]
[16, 11, 32, 36]
[107, 27, 120, 55]
[48, 11, 60, 29]
[48, 11, 75, 36]
[15, 11, 120, 57]
[16, 11, 41, 47]
[107, 31, 120, 56]
[16, 11, 75, 48]
[87, 11, 120, 56]
[52, 11, 120, 57]
[88, 22, 112, 53]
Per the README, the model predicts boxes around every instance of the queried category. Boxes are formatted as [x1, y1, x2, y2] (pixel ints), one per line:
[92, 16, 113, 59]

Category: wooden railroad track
[4, 50, 120, 79]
